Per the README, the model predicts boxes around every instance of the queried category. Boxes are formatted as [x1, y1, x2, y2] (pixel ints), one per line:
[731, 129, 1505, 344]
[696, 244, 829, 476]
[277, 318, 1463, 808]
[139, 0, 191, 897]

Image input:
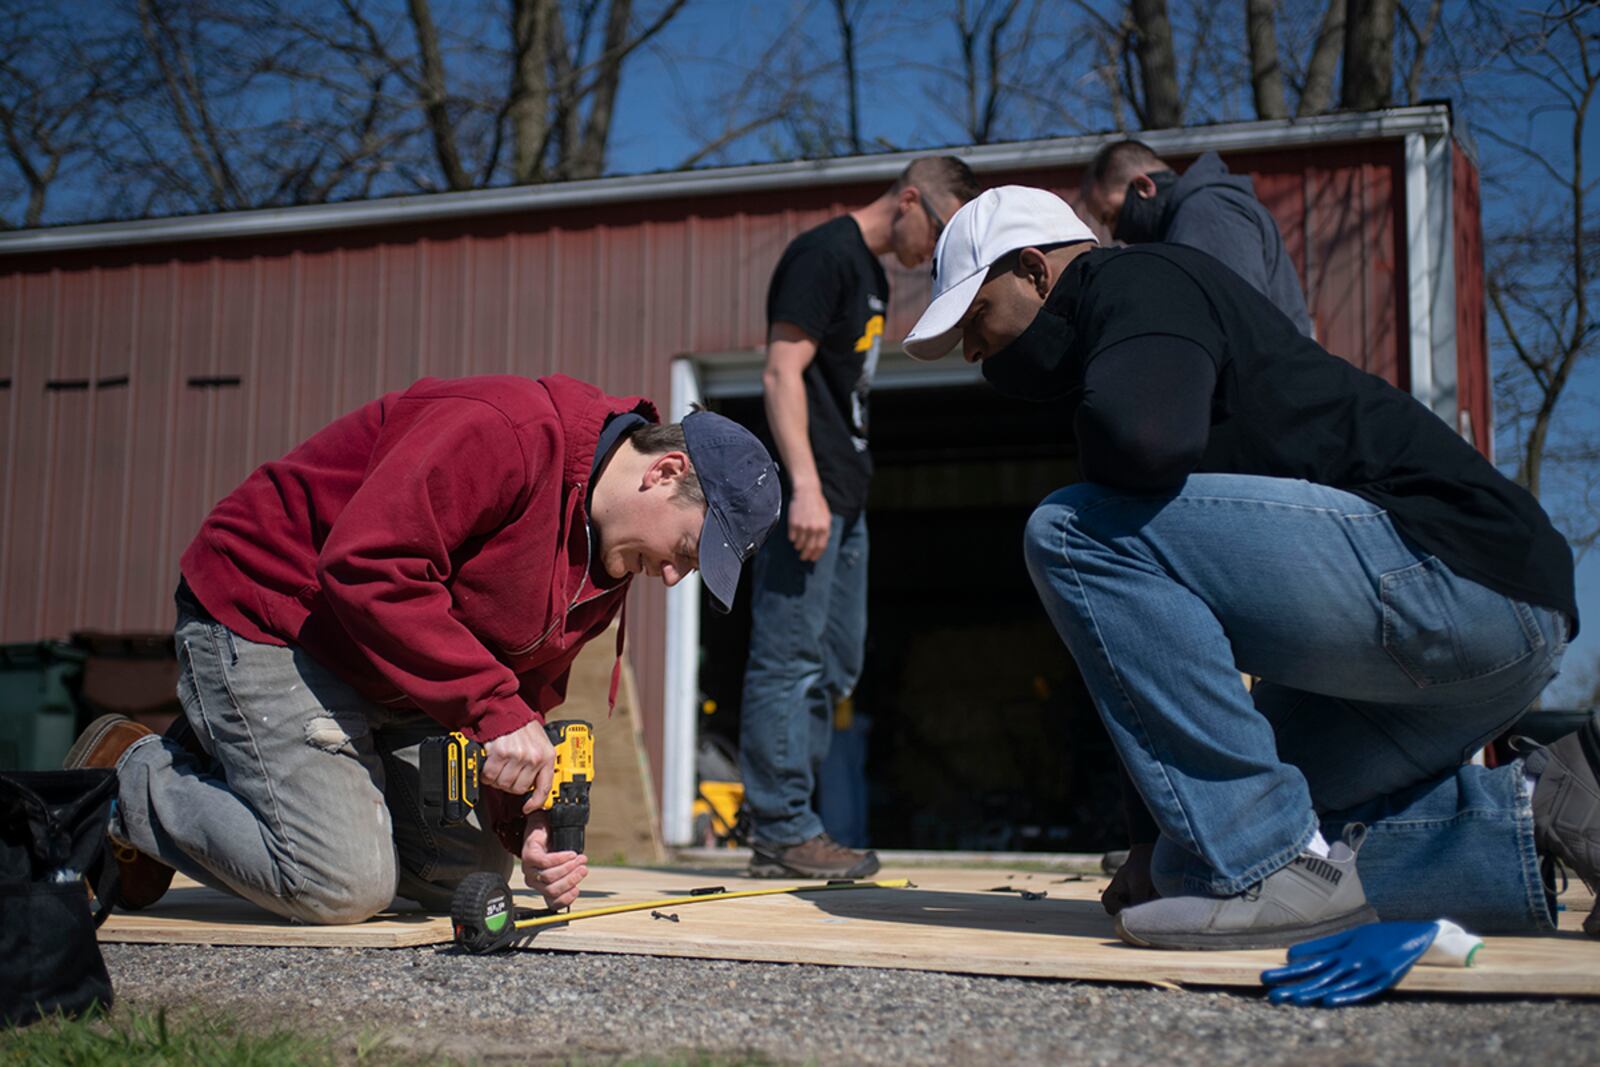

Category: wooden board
[100, 866, 1600, 997]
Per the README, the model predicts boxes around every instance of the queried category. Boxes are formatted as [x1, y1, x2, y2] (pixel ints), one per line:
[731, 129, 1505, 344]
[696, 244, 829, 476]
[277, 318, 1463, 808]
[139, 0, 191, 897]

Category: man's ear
[1018, 247, 1052, 298]
[643, 450, 690, 490]
[1129, 172, 1158, 200]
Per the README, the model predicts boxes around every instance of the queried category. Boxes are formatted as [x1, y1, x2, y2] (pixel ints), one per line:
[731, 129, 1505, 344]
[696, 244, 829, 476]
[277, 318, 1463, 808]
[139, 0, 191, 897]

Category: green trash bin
[0, 641, 86, 770]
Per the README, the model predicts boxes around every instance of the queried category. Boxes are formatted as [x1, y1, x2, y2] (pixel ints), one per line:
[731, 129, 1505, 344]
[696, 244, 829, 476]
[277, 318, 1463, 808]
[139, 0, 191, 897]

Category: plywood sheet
[99, 866, 1600, 997]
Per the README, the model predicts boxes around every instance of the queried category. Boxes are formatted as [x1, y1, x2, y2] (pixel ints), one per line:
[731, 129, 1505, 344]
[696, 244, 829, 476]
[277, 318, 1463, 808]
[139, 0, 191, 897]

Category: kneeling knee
[285, 862, 396, 925]
[1024, 496, 1080, 573]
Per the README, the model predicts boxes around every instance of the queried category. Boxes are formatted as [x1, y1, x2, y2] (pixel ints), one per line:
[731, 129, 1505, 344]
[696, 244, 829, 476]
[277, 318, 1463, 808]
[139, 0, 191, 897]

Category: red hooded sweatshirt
[180, 374, 655, 846]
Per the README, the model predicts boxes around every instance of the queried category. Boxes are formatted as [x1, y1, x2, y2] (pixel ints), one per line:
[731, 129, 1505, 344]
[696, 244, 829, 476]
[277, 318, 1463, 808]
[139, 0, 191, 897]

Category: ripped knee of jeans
[304, 715, 360, 756]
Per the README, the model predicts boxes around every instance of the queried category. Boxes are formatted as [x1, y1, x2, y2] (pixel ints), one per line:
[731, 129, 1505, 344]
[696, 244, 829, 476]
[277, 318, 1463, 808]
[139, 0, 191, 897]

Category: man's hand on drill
[481, 719, 555, 812]
[521, 811, 588, 909]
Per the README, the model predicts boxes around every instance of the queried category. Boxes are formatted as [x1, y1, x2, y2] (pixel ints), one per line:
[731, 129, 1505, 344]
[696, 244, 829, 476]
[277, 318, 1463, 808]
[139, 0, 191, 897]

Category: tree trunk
[1298, 0, 1345, 115]
[565, 0, 633, 179]
[1341, 0, 1395, 110]
[1131, 0, 1183, 128]
[545, 4, 580, 179]
[510, 0, 556, 183]
[1246, 0, 1288, 119]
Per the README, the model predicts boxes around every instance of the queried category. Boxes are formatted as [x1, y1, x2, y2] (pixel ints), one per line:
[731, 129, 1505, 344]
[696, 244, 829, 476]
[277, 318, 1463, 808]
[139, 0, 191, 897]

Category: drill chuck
[545, 778, 591, 854]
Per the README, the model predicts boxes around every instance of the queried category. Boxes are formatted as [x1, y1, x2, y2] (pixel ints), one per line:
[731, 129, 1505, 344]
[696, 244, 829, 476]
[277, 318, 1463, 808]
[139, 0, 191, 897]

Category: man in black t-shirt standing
[901, 185, 1589, 949]
[739, 157, 979, 879]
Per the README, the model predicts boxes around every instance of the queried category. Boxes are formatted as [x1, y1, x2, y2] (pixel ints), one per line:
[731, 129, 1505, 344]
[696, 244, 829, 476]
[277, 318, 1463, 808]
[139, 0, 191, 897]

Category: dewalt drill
[419, 719, 594, 854]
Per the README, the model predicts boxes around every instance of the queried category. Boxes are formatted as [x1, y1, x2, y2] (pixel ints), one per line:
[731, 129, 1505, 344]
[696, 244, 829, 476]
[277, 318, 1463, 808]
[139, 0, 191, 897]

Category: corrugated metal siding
[1452, 143, 1492, 455]
[0, 144, 1422, 790]
[1219, 142, 1407, 383]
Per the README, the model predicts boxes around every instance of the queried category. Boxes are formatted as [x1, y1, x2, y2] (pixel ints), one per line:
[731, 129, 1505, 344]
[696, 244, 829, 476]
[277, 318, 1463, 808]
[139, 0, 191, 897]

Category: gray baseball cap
[681, 410, 782, 613]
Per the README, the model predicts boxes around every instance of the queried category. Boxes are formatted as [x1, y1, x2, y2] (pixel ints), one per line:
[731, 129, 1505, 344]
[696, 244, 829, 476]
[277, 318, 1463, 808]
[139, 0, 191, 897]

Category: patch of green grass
[545, 1057, 784, 1067]
[0, 1008, 440, 1067]
[2, 1011, 790, 1067]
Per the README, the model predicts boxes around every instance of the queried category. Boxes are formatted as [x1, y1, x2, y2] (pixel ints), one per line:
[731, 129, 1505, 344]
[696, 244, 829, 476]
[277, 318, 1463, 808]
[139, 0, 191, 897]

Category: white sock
[1305, 830, 1332, 858]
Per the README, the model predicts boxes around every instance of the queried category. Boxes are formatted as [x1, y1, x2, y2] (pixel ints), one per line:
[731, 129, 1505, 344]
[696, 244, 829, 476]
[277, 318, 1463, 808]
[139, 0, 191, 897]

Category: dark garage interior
[699, 381, 1127, 854]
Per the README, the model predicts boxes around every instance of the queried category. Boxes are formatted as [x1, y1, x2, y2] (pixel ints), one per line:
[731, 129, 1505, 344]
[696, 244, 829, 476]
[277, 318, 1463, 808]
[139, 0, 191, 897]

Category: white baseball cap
[902, 185, 1097, 361]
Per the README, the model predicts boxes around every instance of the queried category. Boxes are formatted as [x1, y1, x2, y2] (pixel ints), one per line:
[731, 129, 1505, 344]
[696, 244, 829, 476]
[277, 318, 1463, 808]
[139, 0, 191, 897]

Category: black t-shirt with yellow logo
[762, 215, 888, 520]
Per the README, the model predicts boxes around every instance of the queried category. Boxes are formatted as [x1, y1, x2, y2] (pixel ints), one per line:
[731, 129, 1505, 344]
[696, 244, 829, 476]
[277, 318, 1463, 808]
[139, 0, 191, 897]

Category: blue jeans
[112, 596, 509, 923]
[739, 512, 868, 846]
[1022, 475, 1569, 931]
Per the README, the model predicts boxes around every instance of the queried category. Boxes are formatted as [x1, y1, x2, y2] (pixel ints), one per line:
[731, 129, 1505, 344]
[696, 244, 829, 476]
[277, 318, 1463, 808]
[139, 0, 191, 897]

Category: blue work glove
[1260, 921, 1439, 1007]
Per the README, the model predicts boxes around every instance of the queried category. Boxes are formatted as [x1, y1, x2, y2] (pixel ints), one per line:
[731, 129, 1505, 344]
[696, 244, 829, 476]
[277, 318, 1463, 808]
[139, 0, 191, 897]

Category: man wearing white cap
[903, 185, 1585, 949]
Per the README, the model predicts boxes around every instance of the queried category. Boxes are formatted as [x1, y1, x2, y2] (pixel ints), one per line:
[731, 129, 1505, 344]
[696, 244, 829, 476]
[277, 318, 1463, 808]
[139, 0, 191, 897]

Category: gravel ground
[104, 943, 1600, 1066]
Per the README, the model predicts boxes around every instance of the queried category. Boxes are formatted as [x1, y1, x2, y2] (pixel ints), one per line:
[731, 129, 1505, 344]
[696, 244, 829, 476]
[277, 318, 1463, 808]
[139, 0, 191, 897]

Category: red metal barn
[0, 105, 1488, 848]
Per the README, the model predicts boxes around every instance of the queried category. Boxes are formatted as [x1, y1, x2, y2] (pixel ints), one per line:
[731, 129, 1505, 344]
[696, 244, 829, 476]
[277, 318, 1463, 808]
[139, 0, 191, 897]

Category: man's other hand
[481, 719, 555, 811]
[521, 810, 588, 909]
[789, 485, 832, 562]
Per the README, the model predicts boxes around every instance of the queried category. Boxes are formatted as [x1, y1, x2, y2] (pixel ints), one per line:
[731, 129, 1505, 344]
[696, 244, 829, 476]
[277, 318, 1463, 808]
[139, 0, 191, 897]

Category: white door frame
[662, 356, 706, 845]
[658, 348, 983, 845]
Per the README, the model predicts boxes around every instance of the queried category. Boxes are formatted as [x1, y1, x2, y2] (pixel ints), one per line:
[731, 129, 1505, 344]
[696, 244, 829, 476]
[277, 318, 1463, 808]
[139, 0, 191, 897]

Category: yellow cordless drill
[419, 720, 594, 854]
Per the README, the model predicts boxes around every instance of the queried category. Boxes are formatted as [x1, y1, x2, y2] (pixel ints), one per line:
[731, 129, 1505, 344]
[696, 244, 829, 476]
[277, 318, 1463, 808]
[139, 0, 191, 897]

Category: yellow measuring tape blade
[511, 878, 912, 931]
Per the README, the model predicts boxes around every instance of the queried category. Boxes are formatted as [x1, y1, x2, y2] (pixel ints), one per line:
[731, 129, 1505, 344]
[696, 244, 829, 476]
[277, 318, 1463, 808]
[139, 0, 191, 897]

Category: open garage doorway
[693, 356, 1126, 854]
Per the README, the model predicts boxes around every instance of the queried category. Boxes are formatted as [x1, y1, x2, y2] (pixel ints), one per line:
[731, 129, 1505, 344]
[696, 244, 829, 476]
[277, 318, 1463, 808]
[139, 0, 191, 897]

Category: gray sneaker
[1114, 835, 1377, 950]
[748, 833, 880, 879]
[1523, 710, 1600, 936]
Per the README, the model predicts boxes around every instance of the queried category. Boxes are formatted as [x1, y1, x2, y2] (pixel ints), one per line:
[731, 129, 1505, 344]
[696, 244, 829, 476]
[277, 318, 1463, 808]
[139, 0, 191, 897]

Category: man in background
[1081, 140, 1312, 336]
[738, 156, 979, 879]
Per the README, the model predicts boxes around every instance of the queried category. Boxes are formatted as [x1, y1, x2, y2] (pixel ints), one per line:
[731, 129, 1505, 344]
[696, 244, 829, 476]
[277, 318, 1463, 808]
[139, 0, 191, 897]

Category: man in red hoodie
[64, 374, 780, 923]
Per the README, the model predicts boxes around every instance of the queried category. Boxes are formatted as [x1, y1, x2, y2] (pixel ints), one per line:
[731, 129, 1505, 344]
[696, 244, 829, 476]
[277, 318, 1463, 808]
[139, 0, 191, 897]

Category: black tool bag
[0, 768, 120, 1026]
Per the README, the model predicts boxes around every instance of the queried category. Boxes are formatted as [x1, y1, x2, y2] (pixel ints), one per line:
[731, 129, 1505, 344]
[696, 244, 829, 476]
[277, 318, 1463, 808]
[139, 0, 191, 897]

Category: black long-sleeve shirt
[1075, 335, 1216, 490]
[1044, 243, 1576, 631]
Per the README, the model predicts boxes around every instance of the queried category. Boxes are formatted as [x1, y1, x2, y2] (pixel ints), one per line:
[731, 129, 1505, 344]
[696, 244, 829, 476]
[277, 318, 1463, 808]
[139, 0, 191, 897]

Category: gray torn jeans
[112, 598, 511, 924]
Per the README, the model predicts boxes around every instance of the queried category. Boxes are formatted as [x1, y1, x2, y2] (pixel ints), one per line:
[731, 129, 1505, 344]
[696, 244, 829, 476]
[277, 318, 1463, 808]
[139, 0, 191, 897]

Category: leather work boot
[1114, 835, 1377, 950]
[1523, 710, 1600, 936]
[64, 713, 175, 910]
[748, 833, 881, 879]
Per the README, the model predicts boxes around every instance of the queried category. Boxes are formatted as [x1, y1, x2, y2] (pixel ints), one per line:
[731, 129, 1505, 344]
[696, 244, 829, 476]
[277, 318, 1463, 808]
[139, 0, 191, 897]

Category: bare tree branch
[137, 0, 244, 209]
[833, 0, 864, 154]
[1482, 1, 1600, 519]
[1398, 0, 1442, 104]
[406, 0, 470, 190]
